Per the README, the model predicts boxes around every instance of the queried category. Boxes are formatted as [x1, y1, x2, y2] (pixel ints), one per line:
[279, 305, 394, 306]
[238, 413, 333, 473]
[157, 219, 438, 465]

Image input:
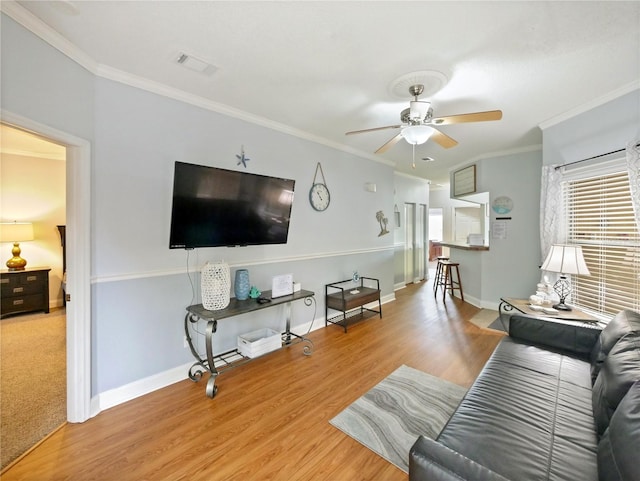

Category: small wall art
[376, 210, 390, 237]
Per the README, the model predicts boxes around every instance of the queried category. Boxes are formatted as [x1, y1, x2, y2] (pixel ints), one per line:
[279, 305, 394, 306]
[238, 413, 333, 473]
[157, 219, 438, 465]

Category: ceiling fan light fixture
[401, 125, 434, 145]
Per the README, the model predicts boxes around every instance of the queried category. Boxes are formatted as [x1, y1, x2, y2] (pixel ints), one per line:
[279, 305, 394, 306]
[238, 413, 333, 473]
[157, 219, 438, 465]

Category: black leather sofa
[409, 309, 640, 481]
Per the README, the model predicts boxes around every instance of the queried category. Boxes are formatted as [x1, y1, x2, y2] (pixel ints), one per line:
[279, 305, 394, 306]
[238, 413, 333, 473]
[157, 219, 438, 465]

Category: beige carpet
[1, 309, 66, 469]
[467, 309, 501, 330]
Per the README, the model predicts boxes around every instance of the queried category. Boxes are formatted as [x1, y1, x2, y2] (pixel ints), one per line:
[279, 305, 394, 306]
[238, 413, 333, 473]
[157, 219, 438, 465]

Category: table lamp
[1, 221, 34, 271]
[541, 244, 590, 311]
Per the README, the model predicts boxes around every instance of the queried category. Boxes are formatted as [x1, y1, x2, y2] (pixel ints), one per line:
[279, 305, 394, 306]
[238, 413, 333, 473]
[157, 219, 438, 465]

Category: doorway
[404, 203, 427, 284]
[2, 112, 92, 425]
[0, 125, 67, 468]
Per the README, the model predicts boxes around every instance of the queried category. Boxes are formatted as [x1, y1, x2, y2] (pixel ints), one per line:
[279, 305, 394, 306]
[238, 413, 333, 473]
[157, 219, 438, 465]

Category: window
[564, 171, 640, 315]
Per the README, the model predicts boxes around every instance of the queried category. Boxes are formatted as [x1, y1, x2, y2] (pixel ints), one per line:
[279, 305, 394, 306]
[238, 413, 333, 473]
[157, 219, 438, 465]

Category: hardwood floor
[3, 281, 504, 481]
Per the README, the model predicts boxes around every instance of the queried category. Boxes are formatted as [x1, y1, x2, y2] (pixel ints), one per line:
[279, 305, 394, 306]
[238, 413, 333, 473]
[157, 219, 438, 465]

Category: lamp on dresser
[0, 221, 34, 271]
[541, 244, 590, 311]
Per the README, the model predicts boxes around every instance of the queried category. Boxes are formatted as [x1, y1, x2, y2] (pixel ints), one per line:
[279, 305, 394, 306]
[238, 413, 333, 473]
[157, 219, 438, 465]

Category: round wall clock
[309, 162, 330, 212]
[492, 196, 513, 214]
[309, 182, 330, 211]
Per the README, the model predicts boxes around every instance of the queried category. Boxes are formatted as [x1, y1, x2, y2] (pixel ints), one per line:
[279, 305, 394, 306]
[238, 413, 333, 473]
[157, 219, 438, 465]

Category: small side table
[498, 297, 603, 331]
[325, 277, 381, 332]
[1, 267, 51, 318]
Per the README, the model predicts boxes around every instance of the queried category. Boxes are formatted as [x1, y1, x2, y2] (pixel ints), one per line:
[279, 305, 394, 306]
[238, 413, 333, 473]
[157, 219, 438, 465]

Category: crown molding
[393, 170, 431, 184]
[2, 2, 393, 169]
[1, 0, 98, 74]
[539, 80, 640, 130]
[96, 65, 394, 167]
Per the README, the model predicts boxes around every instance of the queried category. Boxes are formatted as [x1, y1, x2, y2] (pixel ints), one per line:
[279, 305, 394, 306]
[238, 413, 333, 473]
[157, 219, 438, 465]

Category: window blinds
[564, 171, 640, 315]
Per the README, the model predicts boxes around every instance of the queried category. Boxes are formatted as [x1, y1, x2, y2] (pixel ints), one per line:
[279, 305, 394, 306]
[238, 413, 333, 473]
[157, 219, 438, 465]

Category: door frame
[2, 110, 92, 422]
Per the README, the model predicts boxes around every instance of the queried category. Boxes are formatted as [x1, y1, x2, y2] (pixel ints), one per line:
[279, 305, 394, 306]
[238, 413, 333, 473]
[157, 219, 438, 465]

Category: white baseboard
[93, 362, 193, 416]
[92, 292, 396, 416]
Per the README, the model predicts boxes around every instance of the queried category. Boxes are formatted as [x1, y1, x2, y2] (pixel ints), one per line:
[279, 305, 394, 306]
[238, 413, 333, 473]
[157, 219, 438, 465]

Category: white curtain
[540, 164, 564, 262]
[626, 136, 640, 229]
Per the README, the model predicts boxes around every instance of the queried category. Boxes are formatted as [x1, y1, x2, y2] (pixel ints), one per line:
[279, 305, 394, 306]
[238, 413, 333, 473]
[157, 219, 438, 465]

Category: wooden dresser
[1, 267, 51, 318]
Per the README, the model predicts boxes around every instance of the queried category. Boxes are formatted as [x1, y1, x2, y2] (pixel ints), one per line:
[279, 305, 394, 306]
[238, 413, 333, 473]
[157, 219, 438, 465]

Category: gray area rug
[329, 365, 467, 473]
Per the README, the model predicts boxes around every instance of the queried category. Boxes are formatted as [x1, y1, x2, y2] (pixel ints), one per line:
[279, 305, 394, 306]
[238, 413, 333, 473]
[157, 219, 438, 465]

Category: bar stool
[440, 261, 464, 301]
[433, 256, 450, 295]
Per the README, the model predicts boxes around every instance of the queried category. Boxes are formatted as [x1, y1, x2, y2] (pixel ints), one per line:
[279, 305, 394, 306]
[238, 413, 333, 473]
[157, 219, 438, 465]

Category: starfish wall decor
[236, 145, 250, 168]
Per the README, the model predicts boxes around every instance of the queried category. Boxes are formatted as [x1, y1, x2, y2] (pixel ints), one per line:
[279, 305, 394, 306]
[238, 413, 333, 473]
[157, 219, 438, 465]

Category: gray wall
[0, 14, 95, 142]
[3, 14, 396, 397]
[431, 149, 543, 308]
[542, 89, 640, 166]
[91, 76, 396, 393]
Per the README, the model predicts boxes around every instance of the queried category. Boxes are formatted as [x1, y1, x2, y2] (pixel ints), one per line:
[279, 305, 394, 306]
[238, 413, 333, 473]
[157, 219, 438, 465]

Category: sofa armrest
[508, 314, 601, 356]
[409, 436, 510, 481]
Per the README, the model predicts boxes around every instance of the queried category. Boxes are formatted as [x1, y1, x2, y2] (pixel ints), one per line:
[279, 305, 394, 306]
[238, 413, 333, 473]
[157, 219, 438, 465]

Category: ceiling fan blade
[430, 128, 458, 149]
[345, 125, 402, 135]
[431, 110, 503, 126]
[375, 133, 403, 154]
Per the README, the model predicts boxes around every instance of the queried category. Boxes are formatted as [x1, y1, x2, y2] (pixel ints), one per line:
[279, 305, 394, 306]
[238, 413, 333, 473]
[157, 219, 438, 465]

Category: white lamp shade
[401, 125, 434, 145]
[0, 222, 34, 243]
[541, 244, 590, 276]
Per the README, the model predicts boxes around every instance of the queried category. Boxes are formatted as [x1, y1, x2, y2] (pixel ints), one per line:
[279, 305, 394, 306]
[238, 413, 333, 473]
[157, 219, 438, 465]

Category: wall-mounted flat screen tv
[169, 161, 295, 249]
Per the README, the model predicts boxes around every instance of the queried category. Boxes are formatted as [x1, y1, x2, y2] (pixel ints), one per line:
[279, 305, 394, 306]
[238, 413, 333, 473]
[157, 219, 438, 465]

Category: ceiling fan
[346, 84, 502, 164]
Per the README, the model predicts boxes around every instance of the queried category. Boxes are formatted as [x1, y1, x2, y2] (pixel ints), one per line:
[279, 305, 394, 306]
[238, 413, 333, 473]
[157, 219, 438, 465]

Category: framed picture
[453, 165, 476, 196]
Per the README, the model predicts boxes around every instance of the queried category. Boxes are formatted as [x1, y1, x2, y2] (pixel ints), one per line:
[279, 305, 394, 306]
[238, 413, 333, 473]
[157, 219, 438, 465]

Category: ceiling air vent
[175, 52, 217, 76]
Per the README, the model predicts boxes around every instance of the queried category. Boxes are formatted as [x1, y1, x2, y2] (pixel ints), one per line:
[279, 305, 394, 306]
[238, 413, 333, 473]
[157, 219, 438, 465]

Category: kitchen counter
[432, 241, 489, 251]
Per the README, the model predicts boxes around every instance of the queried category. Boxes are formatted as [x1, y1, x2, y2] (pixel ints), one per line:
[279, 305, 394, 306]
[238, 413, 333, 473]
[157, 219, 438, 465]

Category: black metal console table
[185, 289, 315, 399]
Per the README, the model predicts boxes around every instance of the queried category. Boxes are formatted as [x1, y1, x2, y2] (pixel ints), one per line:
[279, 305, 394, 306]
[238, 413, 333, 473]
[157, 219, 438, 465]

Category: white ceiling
[0, 124, 66, 161]
[9, 1, 640, 185]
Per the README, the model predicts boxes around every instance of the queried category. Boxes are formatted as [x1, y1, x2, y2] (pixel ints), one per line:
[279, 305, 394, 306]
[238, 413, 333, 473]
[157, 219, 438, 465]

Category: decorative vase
[201, 261, 231, 310]
[234, 269, 250, 300]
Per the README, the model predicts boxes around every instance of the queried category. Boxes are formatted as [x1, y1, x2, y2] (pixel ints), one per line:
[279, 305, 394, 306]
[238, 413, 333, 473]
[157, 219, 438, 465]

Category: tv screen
[169, 162, 295, 249]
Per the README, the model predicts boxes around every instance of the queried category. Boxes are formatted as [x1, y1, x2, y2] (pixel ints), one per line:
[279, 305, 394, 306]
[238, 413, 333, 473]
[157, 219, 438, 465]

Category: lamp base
[6, 242, 27, 270]
[553, 302, 572, 311]
[6, 256, 27, 271]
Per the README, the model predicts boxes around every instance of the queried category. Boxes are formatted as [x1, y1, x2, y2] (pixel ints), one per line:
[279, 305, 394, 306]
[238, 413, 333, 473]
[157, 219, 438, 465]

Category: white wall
[0, 152, 66, 306]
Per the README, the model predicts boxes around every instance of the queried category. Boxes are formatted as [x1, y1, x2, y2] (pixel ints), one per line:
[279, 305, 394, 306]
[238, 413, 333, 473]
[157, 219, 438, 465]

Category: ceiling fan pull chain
[412, 144, 416, 169]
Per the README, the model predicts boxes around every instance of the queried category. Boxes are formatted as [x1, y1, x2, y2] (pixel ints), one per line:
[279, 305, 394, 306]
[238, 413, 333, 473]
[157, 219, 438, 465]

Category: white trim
[93, 362, 193, 415]
[448, 144, 543, 177]
[1, 2, 393, 170]
[539, 80, 640, 130]
[394, 170, 432, 183]
[92, 245, 395, 284]
[0, 1, 97, 74]
[1, 110, 93, 423]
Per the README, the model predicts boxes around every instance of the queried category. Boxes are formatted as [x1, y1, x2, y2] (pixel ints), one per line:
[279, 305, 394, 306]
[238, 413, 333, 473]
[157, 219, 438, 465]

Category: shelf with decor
[184, 289, 315, 399]
[325, 277, 381, 332]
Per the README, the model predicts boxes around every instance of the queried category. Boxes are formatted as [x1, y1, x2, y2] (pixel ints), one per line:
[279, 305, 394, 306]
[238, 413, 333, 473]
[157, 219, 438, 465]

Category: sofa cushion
[597, 381, 640, 481]
[591, 309, 640, 383]
[592, 334, 640, 436]
[436, 337, 598, 481]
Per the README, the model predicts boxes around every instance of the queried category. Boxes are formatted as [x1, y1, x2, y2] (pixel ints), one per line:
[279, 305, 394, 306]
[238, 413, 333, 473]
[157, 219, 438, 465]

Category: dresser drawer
[0, 268, 51, 318]
[1, 271, 46, 290]
[1, 293, 45, 315]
